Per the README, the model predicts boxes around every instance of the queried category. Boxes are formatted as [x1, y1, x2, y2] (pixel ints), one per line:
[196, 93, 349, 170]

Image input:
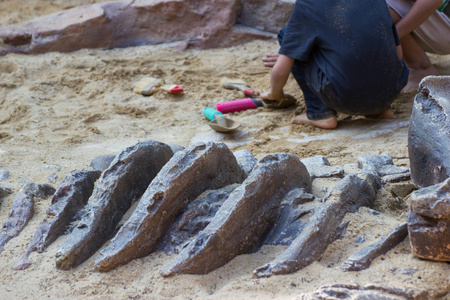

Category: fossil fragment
[0, 183, 55, 254]
[95, 142, 246, 272]
[301, 155, 344, 179]
[342, 222, 408, 271]
[254, 173, 380, 277]
[12, 170, 101, 270]
[358, 154, 410, 184]
[157, 184, 240, 254]
[299, 284, 427, 300]
[408, 178, 450, 261]
[263, 187, 316, 246]
[55, 140, 173, 270]
[161, 153, 312, 276]
[90, 154, 116, 172]
[408, 76, 450, 188]
[233, 149, 257, 176]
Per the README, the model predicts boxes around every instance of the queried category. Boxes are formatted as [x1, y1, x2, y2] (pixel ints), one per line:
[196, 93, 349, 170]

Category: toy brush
[220, 77, 256, 97]
[134, 77, 183, 96]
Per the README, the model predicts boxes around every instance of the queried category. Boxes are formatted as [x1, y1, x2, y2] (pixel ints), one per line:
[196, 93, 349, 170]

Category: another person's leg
[388, 3, 444, 92]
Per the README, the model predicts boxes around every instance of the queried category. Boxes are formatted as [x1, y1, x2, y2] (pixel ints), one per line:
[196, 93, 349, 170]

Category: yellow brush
[133, 77, 183, 96]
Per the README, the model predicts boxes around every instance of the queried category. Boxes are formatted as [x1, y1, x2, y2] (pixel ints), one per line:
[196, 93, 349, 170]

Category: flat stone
[301, 155, 344, 179]
[408, 76, 450, 188]
[408, 178, 450, 261]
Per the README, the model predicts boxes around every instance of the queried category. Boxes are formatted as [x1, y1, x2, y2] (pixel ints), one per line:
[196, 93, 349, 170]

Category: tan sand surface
[0, 1, 449, 299]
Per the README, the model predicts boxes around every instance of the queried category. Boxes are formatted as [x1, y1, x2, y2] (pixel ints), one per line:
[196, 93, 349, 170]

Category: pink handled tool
[215, 98, 263, 114]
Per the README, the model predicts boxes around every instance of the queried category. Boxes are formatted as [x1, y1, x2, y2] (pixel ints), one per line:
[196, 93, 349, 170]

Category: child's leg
[276, 27, 337, 129]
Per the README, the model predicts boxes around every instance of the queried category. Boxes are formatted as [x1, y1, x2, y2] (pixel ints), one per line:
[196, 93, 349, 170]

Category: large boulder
[408, 76, 450, 188]
[0, 0, 276, 55]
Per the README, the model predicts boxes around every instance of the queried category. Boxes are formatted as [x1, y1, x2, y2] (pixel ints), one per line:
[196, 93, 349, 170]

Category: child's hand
[257, 90, 295, 102]
[261, 53, 280, 68]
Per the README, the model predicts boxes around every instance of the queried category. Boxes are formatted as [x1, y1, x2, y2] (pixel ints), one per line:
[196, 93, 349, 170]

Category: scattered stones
[55, 140, 173, 270]
[94, 142, 246, 272]
[12, 170, 101, 270]
[301, 155, 344, 179]
[408, 76, 450, 188]
[161, 153, 311, 276]
[0, 169, 10, 181]
[342, 223, 408, 271]
[0, 186, 12, 199]
[254, 173, 380, 278]
[408, 178, 450, 261]
[0, 183, 55, 254]
[358, 154, 410, 184]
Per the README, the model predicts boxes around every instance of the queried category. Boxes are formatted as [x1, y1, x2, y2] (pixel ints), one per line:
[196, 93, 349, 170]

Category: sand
[0, 1, 449, 299]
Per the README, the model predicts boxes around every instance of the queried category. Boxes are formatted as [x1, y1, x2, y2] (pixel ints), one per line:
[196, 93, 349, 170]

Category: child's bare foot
[365, 109, 394, 119]
[402, 65, 439, 93]
[291, 114, 337, 129]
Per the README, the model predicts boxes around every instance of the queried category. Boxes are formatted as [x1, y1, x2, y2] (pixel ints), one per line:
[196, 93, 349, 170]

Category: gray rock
[342, 223, 408, 271]
[299, 284, 427, 300]
[55, 140, 173, 270]
[95, 142, 246, 272]
[408, 178, 450, 261]
[12, 170, 101, 270]
[408, 76, 450, 188]
[301, 155, 344, 179]
[90, 154, 116, 171]
[0, 169, 10, 181]
[358, 154, 410, 185]
[254, 173, 381, 277]
[161, 153, 311, 276]
[157, 184, 240, 254]
[0, 183, 55, 254]
[233, 149, 257, 177]
[0, 186, 12, 199]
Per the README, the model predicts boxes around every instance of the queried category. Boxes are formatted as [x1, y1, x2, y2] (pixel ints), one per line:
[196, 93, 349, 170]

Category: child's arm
[260, 54, 294, 101]
[395, 0, 442, 39]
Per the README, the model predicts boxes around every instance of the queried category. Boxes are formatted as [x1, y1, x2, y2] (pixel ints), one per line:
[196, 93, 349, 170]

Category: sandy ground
[0, 1, 449, 299]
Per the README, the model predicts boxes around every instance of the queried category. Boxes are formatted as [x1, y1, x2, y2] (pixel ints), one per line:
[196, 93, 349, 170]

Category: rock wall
[0, 0, 295, 55]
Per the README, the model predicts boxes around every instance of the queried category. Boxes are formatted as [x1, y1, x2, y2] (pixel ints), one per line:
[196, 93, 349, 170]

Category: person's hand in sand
[387, 0, 450, 92]
[261, 53, 279, 68]
[261, 0, 408, 130]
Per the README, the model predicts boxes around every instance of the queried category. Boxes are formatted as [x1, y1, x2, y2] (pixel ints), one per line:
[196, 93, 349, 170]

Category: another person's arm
[395, 0, 442, 38]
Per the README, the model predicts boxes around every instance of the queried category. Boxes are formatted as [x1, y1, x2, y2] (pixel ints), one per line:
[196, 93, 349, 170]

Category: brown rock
[408, 178, 450, 261]
[0, 0, 275, 55]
